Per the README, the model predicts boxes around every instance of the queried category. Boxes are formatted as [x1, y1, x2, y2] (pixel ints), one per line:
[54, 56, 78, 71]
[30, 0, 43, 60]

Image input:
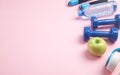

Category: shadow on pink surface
[77, 35, 86, 44]
[102, 67, 111, 75]
[96, 25, 114, 30]
[104, 39, 115, 45]
[84, 49, 100, 60]
[83, 50, 112, 75]
[75, 16, 89, 21]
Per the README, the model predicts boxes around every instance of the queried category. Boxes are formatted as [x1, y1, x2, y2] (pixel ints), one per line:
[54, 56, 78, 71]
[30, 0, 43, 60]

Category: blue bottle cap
[68, 0, 79, 6]
[80, 2, 90, 9]
[78, 10, 84, 16]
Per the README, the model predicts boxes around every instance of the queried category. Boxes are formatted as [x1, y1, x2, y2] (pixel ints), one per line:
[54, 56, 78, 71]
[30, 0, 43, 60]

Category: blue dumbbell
[84, 27, 118, 42]
[91, 14, 120, 30]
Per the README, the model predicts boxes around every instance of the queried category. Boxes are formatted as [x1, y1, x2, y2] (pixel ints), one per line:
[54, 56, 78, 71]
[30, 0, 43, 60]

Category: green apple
[87, 37, 107, 56]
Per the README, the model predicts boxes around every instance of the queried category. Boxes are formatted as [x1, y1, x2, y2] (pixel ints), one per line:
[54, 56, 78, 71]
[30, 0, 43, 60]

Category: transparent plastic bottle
[78, 1, 117, 19]
[79, 0, 108, 9]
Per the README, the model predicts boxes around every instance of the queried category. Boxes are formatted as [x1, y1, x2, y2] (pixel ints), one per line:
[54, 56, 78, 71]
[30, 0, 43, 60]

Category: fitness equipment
[67, 0, 89, 6]
[84, 27, 118, 42]
[91, 14, 120, 29]
[80, 0, 108, 9]
[78, 1, 117, 19]
[106, 48, 120, 72]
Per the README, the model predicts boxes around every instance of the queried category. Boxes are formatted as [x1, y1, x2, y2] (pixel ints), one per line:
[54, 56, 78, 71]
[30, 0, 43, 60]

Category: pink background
[0, 0, 120, 75]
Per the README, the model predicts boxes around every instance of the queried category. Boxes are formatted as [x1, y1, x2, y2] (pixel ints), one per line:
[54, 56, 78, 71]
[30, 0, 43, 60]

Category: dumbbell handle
[98, 19, 116, 25]
[91, 31, 109, 37]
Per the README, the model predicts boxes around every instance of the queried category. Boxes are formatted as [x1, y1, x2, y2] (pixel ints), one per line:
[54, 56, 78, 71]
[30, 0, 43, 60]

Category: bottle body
[78, 1, 117, 19]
